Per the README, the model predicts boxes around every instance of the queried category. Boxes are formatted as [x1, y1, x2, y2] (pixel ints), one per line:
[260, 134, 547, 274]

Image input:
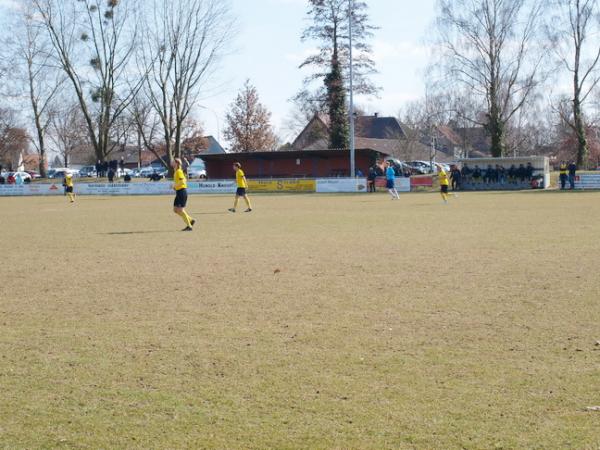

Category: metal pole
[348, 0, 356, 177]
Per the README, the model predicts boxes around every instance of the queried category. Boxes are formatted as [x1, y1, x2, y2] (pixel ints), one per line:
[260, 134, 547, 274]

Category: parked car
[188, 167, 207, 179]
[79, 165, 97, 178]
[385, 158, 413, 177]
[52, 169, 79, 180]
[48, 168, 77, 178]
[138, 166, 160, 178]
[26, 171, 42, 179]
[405, 161, 431, 174]
[116, 168, 133, 177]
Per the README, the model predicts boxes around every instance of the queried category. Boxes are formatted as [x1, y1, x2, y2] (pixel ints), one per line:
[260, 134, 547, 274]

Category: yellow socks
[177, 211, 192, 227]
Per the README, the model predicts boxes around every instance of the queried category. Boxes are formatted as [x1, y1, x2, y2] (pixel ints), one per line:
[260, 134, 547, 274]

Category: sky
[0, 0, 438, 146]
[199, 0, 437, 145]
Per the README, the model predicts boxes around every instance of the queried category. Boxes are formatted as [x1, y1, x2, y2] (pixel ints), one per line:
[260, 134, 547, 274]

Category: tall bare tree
[8, 2, 65, 177]
[548, 0, 600, 166]
[32, 0, 142, 163]
[433, 0, 545, 157]
[49, 102, 90, 168]
[138, 0, 234, 173]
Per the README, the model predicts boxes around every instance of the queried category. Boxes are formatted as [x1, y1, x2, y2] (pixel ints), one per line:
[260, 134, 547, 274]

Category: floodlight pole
[348, 0, 356, 178]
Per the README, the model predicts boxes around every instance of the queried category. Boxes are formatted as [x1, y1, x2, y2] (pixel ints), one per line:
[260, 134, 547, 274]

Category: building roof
[292, 114, 407, 151]
[355, 115, 407, 140]
[198, 136, 226, 154]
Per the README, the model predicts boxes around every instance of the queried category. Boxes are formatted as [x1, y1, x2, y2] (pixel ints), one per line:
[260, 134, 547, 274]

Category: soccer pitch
[1, 192, 599, 448]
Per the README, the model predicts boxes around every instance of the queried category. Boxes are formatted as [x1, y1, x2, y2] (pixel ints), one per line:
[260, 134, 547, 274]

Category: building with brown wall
[201, 149, 386, 179]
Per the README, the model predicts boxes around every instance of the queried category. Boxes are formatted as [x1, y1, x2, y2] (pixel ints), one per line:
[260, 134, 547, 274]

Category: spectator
[497, 165, 506, 184]
[95, 160, 102, 178]
[149, 172, 162, 182]
[15, 172, 24, 185]
[517, 164, 527, 182]
[108, 168, 115, 183]
[124, 173, 132, 183]
[526, 162, 534, 181]
[484, 165, 495, 184]
[559, 161, 568, 190]
[356, 168, 364, 177]
[472, 165, 482, 185]
[102, 161, 109, 177]
[0, 175, 4, 184]
[568, 160, 577, 190]
[461, 164, 472, 185]
[450, 165, 462, 191]
[508, 165, 517, 184]
[367, 166, 377, 193]
[119, 157, 125, 173]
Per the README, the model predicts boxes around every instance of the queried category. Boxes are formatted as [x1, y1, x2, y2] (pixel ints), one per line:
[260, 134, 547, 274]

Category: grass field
[1, 191, 600, 449]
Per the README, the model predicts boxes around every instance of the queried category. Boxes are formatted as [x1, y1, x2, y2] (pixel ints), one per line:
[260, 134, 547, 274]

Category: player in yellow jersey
[63, 173, 75, 203]
[228, 162, 252, 213]
[171, 158, 196, 231]
[439, 167, 450, 204]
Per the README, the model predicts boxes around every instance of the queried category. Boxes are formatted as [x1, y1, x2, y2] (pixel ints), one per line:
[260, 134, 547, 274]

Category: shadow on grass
[190, 211, 229, 215]
[103, 230, 177, 235]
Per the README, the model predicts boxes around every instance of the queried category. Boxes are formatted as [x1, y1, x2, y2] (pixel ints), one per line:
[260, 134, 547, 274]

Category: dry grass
[1, 191, 600, 449]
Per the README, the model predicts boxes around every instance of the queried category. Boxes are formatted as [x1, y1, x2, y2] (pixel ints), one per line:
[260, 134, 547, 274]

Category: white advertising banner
[0, 181, 238, 196]
[0, 183, 63, 196]
[189, 180, 236, 194]
[575, 174, 600, 190]
[316, 178, 368, 193]
[396, 177, 411, 192]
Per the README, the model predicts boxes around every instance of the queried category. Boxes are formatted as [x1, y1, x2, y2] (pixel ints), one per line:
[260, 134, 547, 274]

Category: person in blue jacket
[385, 161, 400, 200]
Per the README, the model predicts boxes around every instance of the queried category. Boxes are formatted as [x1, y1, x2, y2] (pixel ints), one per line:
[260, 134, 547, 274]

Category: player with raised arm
[63, 172, 75, 203]
[172, 158, 196, 231]
[439, 166, 450, 204]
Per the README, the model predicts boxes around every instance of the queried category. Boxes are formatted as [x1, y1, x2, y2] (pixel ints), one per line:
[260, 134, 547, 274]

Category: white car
[188, 167, 207, 179]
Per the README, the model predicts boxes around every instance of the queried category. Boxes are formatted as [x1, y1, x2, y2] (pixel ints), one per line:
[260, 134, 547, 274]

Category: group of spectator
[95, 158, 126, 181]
[458, 163, 537, 188]
[558, 161, 577, 190]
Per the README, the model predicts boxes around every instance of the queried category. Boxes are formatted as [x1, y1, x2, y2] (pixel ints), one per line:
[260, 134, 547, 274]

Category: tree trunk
[573, 97, 588, 166]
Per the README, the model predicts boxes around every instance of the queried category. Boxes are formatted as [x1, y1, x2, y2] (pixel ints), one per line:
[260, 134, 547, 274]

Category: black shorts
[386, 179, 395, 189]
[174, 189, 188, 208]
[441, 185, 448, 193]
[65, 186, 73, 193]
[236, 187, 247, 196]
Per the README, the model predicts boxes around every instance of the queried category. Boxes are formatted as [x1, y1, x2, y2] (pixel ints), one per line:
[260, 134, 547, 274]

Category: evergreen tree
[325, 54, 348, 149]
[294, 0, 377, 148]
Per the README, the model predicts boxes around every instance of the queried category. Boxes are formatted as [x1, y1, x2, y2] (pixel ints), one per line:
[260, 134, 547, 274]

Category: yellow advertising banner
[248, 179, 316, 192]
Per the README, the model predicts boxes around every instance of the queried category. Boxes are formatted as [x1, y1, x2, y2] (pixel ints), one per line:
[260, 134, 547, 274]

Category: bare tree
[8, 2, 65, 177]
[548, 0, 600, 166]
[0, 109, 28, 170]
[49, 102, 90, 168]
[138, 0, 234, 173]
[32, 0, 142, 163]
[432, 0, 546, 157]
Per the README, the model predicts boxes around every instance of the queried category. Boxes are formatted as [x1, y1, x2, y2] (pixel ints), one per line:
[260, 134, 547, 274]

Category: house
[292, 114, 457, 162]
[292, 113, 408, 155]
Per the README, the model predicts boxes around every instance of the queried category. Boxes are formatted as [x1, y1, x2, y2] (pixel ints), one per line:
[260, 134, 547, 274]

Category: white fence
[575, 174, 600, 190]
